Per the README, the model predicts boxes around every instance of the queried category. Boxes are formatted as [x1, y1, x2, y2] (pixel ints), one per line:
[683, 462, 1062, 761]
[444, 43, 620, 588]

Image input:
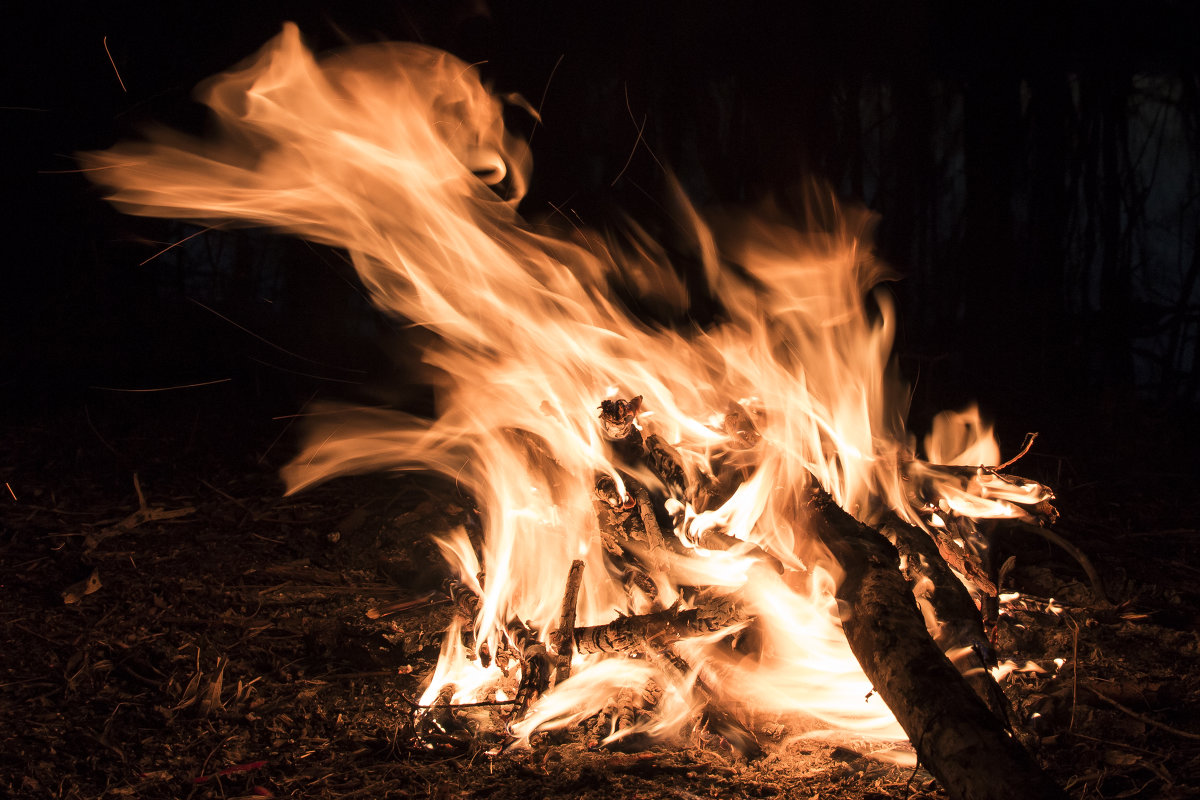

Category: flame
[82, 25, 1050, 746]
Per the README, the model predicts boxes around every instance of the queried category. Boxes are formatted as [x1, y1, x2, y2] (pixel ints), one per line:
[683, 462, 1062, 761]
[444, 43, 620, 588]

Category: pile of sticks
[418, 396, 1068, 800]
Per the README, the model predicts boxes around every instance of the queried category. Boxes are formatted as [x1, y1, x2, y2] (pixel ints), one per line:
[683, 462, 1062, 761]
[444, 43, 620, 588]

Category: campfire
[83, 24, 1066, 799]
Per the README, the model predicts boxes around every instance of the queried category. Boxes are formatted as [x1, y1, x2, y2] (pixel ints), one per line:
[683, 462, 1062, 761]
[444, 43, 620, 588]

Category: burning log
[690, 528, 784, 574]
[573, 601, 746, 656]
[551, 559, 586, 684]
[877, 513, 1012, 724]
[506, 618, 551, 723]
[803, 487, 1066, 800]
[600, 397, 732, 512]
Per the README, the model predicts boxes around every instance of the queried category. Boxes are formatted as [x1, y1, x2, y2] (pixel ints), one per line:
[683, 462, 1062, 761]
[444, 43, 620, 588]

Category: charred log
[551, 559, 586, 684]
[573, 601, 746, 655]
[506, 618, 551, 722]
[804, 488, 1066, 800]
[599, 396, 647, 464]
[877, 513, 1012, 725]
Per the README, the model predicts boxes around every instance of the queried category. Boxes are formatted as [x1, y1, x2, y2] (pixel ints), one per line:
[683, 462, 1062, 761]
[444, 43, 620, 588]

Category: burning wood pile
[82, 24, 1068, 799]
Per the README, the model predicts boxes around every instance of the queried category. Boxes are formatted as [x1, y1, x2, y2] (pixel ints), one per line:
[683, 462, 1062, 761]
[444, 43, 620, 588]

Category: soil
[3, 392, 1199, 800]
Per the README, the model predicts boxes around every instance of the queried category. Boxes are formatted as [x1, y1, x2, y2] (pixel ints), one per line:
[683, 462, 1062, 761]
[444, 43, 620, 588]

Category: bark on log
[804, 488, 1066, 800]
[506, 618, 551, 722]
[877, 513, 1012, 725]
[573, 601, 746, 655]
[551, 559, 586, 684]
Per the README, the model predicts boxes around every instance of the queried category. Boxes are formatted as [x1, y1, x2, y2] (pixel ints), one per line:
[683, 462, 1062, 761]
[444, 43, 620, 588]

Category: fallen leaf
[62, 569, 101, 604]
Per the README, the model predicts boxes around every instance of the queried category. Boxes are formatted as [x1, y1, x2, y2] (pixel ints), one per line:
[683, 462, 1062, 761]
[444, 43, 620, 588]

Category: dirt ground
[3, 392, 1199, 800]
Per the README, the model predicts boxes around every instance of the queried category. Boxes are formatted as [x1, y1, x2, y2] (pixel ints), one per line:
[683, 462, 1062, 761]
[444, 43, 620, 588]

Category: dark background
[4, 0, 1199, 483]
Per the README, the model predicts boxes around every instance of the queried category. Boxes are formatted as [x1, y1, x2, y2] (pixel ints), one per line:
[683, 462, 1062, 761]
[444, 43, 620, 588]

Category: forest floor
[2, 391, 1199, 800]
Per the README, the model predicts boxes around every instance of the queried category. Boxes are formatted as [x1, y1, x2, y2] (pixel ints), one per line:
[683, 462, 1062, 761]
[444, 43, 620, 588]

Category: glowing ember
[83, 25, 1055, 749]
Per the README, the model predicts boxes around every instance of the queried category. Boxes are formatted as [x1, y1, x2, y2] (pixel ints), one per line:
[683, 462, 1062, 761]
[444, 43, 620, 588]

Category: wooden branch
[877, 513, 1012, 725]
[926, 523, 998, 597]
[598, 397, 729, 512]
[552, 559, 586, 684]
[803, 487, 1066, 800]
[573, 601, 746, 655]
[691, 528, 784, 574]
[990, 520, 1111, 606]
[84, 473, 195, 552]
[507, 618, 551, 723]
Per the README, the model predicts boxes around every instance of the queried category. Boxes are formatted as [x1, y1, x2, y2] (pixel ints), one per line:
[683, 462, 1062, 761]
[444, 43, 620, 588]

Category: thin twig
[999, 521, 1111, 606]
[1088, 688, 1200, 741]
[992, 432, 1039, 471]
[398, 693, 517, 710]
[1066, 614, 1079, 732]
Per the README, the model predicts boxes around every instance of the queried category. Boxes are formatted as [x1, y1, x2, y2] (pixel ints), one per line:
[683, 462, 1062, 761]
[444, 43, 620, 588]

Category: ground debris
[4, 415, 1200, 800]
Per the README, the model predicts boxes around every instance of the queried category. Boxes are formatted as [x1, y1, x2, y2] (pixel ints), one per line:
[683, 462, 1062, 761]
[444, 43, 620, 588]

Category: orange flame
[83, 24, 1052, 745]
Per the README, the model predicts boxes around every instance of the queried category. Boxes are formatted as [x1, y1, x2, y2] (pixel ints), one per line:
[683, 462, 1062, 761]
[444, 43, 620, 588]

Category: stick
[573, 601, 745, 655]
[506, 618, 551, 723]
[991, 520, 1111, 606]
[1087, 688, 1200, 741]
[552, 560, 586, 684]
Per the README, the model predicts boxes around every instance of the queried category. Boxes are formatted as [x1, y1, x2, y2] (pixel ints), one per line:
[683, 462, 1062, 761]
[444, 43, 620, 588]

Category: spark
[188, 298, 365, 372]
[103, 36, 127, 93]
[271, 404, 388, 421]
[38, 162, 143, 174]
[138, 225, 218, 266]
[610, 84, 648, 187]
[246, 357, 364, 385]
[5, 482, 15, 501]
[527, 53, 564, 147]
[90, 378, 232, 393]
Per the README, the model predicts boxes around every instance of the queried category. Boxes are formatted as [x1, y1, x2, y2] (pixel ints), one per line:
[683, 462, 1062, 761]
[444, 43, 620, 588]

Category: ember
[82, 23, 1068, 798]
